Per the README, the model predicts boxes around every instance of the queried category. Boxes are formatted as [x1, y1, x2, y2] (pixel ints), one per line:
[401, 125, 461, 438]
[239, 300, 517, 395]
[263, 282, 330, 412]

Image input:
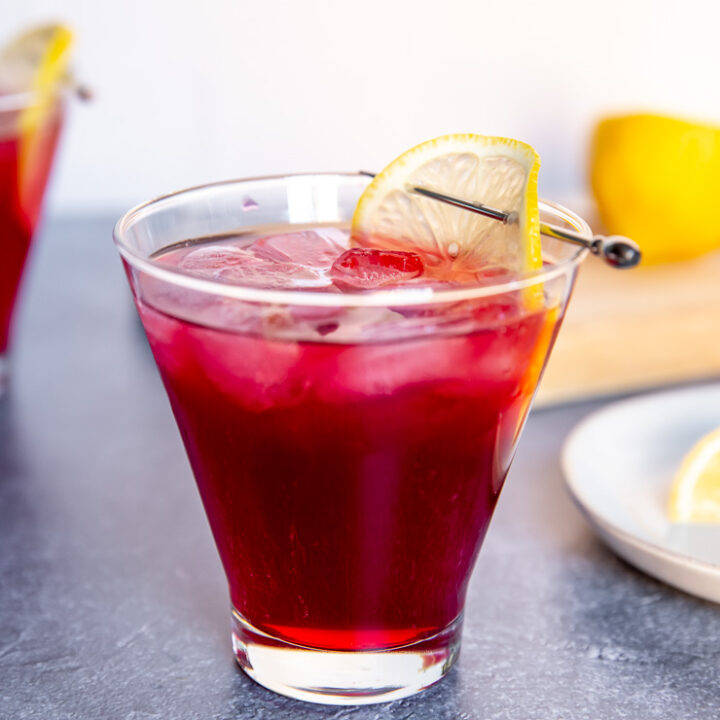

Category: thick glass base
[231, 609, 462, 705]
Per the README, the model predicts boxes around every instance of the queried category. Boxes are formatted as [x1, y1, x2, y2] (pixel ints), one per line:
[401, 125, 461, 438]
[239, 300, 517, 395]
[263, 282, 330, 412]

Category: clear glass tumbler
[113, 173, 588, 704]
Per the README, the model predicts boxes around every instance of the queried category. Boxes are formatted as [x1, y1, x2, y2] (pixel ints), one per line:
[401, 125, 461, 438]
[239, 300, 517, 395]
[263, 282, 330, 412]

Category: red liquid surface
[0, 107, 63, 352]
[134, 234, 559, 651]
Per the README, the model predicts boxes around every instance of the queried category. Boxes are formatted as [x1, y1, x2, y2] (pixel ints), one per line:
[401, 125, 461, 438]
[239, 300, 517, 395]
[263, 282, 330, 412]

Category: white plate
[562, 383, 720, 603]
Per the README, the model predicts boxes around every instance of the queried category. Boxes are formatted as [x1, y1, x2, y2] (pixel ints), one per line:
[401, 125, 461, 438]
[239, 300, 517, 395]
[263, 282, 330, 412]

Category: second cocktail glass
[0, 88, 65, 392]
[113, 173, 588, 705]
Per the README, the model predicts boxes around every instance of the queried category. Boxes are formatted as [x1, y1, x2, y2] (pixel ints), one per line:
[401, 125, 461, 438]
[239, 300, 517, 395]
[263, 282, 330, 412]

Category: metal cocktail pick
[359, 171, 642, 269]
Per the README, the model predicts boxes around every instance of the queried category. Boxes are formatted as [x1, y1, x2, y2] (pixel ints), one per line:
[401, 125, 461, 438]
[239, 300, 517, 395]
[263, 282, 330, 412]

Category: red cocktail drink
[114, 174, 586, 704]
[141, 238, 554, 650]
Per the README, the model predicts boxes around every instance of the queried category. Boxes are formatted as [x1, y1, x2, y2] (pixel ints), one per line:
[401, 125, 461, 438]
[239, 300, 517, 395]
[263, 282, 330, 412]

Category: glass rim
[0, 90, 35, 112]
[113, 172, 590, 308]
[0, 85, 68, 113]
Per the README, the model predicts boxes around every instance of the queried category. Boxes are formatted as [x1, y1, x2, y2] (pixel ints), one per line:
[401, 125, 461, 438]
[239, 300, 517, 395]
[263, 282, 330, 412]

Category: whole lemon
[590, 113, 720, 264]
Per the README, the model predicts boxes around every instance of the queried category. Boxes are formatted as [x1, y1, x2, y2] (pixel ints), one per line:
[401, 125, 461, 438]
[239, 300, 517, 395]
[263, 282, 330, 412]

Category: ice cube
[179, 245, 251, 277]
[253, 229, 346, 270]
[474, 265, 516, 285]
[327, 335, 480, 399]
[194, 331, 305, 411]
[287, 303, 346, 337]
[178, 231, 349, 291]
[330, 248, 424, 291]
[469, 296, 521, 330]
[216, 260, 330, 289]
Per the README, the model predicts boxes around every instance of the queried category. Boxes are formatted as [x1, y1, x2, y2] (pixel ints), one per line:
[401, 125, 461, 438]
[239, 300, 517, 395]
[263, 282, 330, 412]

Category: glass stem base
[0, 354, 8, 398]
[231, 609, 462, 705]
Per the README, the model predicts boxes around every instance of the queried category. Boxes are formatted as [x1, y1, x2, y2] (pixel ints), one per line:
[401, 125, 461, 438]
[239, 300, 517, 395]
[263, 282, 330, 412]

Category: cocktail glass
[0, 88, 65, 393]
[113, 174, 588, 705]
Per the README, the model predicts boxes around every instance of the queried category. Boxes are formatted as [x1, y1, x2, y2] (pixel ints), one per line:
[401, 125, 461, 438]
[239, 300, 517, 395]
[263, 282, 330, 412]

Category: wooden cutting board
[535, 234, 720, 407]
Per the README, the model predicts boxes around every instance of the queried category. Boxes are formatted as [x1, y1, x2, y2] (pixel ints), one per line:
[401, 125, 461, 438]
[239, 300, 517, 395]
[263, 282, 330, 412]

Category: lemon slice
[352, 134, 541, 277]
[668, 427, 720, 523]
[1, 24, 74, 133]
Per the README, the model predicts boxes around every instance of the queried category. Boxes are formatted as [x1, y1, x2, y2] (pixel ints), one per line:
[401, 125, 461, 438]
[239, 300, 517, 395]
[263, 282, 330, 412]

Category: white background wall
[3, 0, 719, 214]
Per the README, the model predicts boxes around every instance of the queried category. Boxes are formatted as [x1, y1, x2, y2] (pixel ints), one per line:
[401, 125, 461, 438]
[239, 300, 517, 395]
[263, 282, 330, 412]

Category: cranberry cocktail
[114, 168, 586, 704]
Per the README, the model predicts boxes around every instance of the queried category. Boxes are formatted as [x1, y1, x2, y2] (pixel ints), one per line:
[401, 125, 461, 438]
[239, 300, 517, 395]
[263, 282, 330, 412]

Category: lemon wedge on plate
[351, 134, 542, 278]
[668, 427, 720, 523]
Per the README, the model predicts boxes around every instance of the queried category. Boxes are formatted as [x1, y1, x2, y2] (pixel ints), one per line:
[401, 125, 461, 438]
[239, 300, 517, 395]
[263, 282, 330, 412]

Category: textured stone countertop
[2, 216, 719, 719]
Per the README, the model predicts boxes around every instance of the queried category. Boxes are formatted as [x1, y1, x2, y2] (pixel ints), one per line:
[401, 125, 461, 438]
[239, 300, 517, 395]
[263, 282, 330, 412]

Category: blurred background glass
[0, 24, 71, 391]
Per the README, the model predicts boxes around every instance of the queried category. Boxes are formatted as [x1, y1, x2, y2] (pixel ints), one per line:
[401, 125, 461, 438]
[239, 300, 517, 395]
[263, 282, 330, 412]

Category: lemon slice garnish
[668, 427, 720, 523]
[1, 23, 74, 134]
[351, 134, 541, 278]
